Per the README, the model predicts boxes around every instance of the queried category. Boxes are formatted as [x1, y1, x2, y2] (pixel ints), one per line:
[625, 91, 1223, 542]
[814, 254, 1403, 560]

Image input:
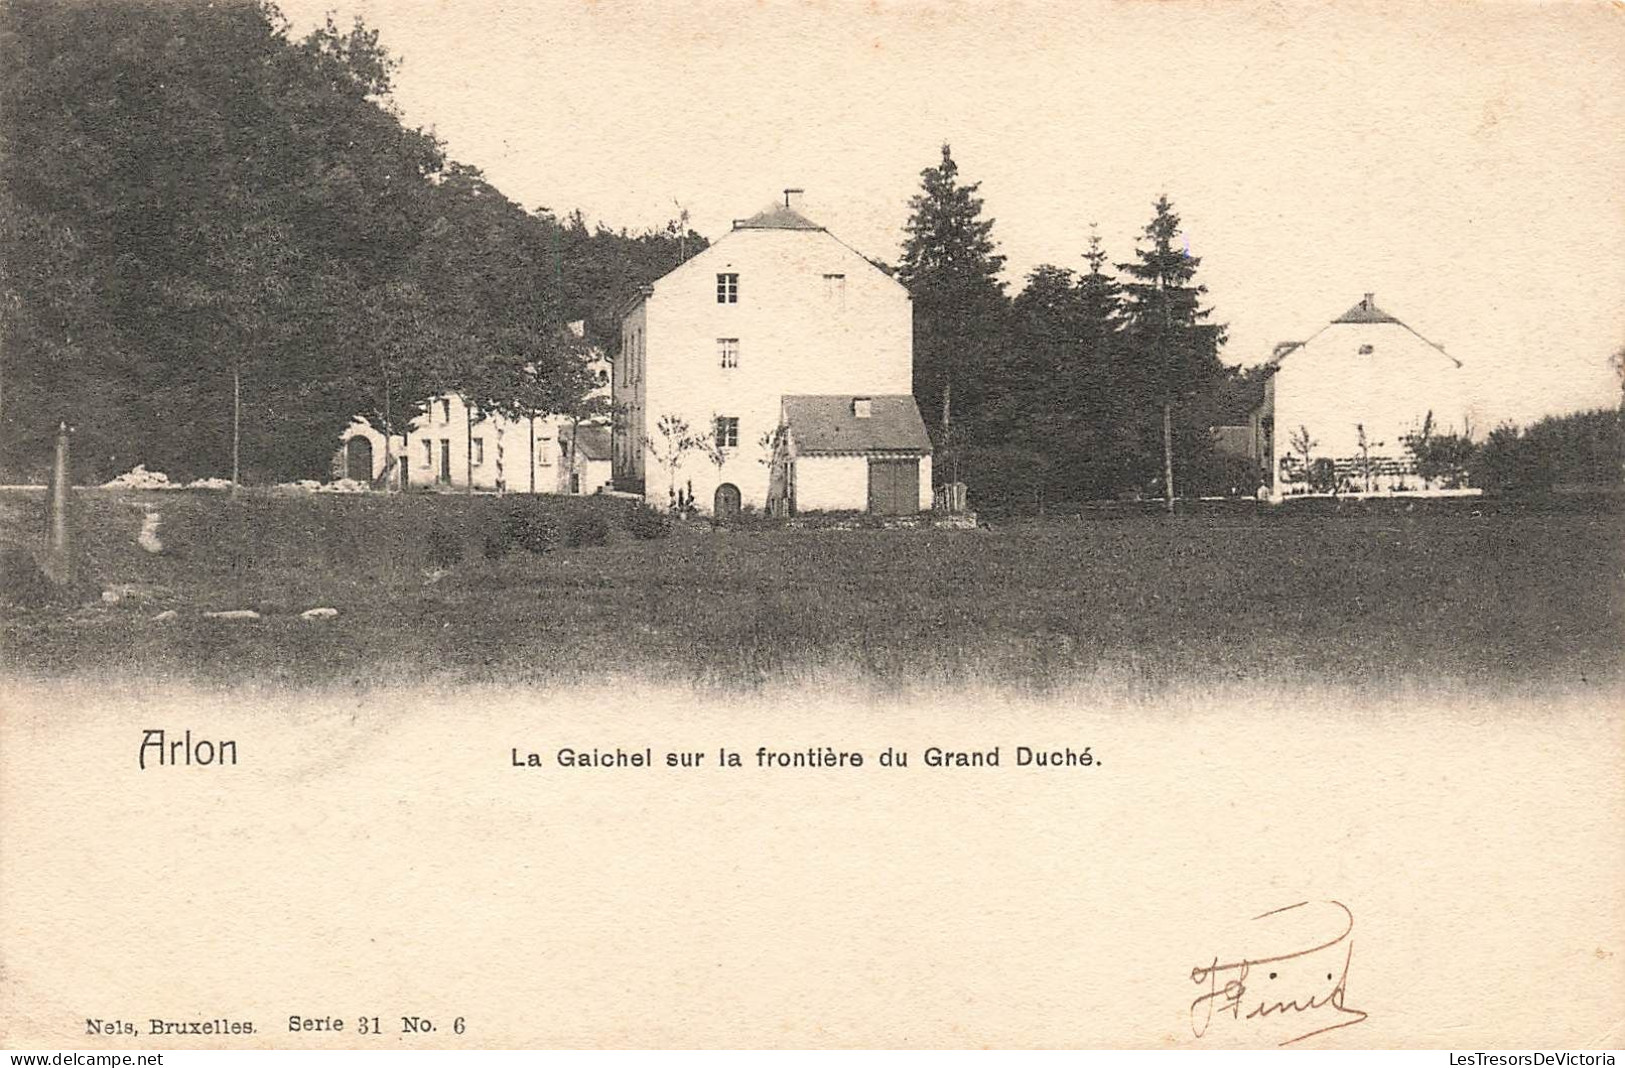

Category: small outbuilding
[771, 394, 933, 515]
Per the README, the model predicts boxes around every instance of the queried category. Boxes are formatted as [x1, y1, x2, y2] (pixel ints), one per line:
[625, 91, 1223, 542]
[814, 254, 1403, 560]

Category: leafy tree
[554, 211, 709, 354]
[645, 414, 697, 512]
[1402, 410, 1475, 489]
[550, 345, 615, 495]
[1469, 408, 1621, 495]
[0, 0, 447, 480]
[1289, 425, 1317, 487]
[345, 279, 459, 486]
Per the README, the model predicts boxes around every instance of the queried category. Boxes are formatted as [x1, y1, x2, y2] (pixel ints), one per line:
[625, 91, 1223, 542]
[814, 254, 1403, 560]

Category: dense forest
[895, 145, 1259, 510]
[0, 0, 702, 482]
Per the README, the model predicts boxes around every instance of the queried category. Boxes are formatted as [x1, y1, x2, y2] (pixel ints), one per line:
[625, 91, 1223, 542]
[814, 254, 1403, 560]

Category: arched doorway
[713, 482, 741, 521]
[345, 436, 373, 482]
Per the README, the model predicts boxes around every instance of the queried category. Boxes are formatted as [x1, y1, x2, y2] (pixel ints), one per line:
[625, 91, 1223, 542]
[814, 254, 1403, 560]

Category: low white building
[559, 423, 614, 497]
[770, 395, 933, 514]
[1251, 294, 1478, 500]
[614, 191, 932, 516]
[337, 332, 613, 494]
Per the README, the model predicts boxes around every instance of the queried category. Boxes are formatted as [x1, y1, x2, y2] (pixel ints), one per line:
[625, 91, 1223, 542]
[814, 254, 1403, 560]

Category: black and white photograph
[1, 0, 1621, 1053]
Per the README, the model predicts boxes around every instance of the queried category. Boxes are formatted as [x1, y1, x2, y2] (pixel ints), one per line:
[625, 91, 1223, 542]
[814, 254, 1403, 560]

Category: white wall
[630, 225, 915, 512]
[1265, 320, 1475, 499]
[346, 401, 603, 494]
[790, 456, 932, 513]
[795, 456, 870, 512]
[337, 420, 403, 483]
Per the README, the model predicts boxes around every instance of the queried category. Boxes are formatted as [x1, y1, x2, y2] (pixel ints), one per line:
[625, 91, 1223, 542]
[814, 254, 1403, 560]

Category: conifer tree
[1117, 195, 1226, 507]
[897, 144, 1010, 481]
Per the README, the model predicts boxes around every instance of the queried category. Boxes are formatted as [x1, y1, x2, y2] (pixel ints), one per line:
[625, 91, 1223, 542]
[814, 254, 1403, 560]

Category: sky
[276, 0, 1625, 428]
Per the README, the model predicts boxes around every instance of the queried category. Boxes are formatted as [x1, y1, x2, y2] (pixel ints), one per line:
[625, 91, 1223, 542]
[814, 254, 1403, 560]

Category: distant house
[336, 323, 613, 494]
[1251, 294, 1477, 501]
[614, 191, 932, 516]
[558, 423, 613, 496]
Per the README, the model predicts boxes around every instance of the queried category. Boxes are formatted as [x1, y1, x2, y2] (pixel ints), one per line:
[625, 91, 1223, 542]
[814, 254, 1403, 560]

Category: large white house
[614, 192, 932, 516]
[337, 325, 614, 495]
[1250, 294, 1478, 501]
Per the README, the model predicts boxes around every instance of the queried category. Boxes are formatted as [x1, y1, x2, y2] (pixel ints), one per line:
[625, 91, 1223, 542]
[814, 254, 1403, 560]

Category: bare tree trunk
[1162, 401, 1175, 514]
[495, 423, 505, 495]
[465, 401, 473, 495]
[569, 414, 582, 495]
[231, 366, 240, 498]
[529, 414, 536, 494]
[1159, 273, 1174, 515]
[381, 361, 394, 493]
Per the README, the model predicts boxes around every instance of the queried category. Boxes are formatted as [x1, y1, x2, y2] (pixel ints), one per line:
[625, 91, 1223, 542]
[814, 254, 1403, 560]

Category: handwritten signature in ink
[1189, 900, 1369, 1046]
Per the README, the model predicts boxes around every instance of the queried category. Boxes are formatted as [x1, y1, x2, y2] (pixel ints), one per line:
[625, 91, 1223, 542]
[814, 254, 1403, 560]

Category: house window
[716, 273, 738, 304]
[718, 338, 739, 369]
[852, 397, 872, 419]
[439, 398, 451, 423]
[823, 273, 846, 307]
[471, 438, 484, 465]
[714, 416, 739, 448]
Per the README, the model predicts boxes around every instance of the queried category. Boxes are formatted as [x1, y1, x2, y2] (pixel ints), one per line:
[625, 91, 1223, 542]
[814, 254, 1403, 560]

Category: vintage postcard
[2, 0, 1622, 1052]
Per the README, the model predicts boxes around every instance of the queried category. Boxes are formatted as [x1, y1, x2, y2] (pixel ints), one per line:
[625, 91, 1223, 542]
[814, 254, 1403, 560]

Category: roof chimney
[784, 188, 805, 210]
[1363, 292, 1374, 310]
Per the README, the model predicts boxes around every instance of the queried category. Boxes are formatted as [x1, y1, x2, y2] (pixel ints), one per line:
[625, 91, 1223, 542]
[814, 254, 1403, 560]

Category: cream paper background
[2, 679, 1621, 1048]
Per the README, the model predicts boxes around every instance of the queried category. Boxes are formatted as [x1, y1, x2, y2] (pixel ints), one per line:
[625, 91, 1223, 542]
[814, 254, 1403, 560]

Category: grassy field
[2, 488, 1620, 696]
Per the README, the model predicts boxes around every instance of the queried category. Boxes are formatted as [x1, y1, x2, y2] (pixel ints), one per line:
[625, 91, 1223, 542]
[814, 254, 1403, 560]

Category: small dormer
[852, 398, 873, 419]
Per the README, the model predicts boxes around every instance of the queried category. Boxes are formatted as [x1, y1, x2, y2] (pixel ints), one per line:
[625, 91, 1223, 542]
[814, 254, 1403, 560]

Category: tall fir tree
[1117, 195, 1226, 503]
[1074, 226, 1124, 395]
[1064, 226, 1133, 498]
[897, 144, 1010, 481]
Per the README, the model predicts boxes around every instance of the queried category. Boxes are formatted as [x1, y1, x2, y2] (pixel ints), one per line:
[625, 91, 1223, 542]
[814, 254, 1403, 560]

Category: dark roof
[733, 203, 824, 231]
[1333, 294, 1399, 323]
[562, 424, 611, 461]
[782, 395, 932, 455]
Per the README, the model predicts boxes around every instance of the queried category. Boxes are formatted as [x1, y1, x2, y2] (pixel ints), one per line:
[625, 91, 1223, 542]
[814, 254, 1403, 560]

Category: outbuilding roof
[781, 395, 933, 456]
[562, 424, 612, 462]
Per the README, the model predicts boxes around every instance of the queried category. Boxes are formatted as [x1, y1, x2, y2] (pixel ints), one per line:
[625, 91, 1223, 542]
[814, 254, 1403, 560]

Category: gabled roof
[620, 195, 902, 323]
[1267, 293, 1462, 369]
[783, 395, 936, 455]
[732, 203, 824, 231]
[782, 395, 932, 456]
